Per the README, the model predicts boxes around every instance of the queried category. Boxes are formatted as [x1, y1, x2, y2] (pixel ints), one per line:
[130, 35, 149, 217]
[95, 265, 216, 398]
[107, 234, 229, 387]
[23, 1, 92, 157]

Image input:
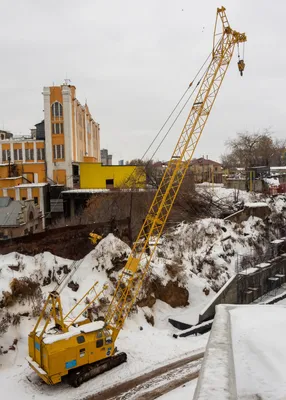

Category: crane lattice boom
[105, 6, 246, 338]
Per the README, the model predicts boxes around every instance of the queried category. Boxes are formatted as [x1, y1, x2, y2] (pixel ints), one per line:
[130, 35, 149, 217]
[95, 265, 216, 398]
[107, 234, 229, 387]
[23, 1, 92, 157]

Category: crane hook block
[238, 59, 245, 76]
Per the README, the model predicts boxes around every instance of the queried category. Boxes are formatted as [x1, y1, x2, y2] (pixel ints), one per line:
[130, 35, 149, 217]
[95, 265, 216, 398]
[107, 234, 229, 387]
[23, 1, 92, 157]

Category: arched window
[51, 102, 63, 118]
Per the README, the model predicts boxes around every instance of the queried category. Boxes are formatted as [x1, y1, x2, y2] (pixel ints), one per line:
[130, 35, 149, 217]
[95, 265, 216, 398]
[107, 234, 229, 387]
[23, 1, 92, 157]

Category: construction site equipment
[27, 6, 246, 387]
[238, 59, 245, 76]
[89, 232, 103, 245]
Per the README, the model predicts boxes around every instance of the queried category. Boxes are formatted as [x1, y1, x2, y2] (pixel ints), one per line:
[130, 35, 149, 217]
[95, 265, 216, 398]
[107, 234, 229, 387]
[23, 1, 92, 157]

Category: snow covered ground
[194, 305, 286, 400]
[0, 311, 207, 400]
[159, 379, 198, 399]
[0, 236, 209, 400]
[231, 306, 286, 400]
[0, 187, 286, 399]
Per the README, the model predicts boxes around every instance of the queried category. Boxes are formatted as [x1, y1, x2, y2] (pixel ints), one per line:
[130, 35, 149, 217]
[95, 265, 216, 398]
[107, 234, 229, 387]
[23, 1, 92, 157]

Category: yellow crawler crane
[27, 6, 246, 387]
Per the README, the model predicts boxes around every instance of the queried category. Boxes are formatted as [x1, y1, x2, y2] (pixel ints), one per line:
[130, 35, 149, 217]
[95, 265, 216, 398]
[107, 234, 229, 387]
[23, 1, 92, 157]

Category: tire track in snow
[84, 351, 204, 400]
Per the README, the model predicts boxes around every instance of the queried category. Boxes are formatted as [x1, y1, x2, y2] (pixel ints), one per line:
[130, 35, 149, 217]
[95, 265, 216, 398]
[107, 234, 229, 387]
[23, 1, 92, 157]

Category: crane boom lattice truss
[105, 7, 246, 338]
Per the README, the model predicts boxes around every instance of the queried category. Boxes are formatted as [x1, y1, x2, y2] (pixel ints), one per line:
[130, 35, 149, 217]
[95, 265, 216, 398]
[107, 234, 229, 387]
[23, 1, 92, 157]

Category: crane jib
[105, 7, 247, 335]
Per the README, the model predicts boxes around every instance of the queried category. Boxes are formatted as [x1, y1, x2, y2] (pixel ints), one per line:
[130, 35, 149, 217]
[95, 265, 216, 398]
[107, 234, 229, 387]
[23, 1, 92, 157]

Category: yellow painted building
[80, 163, 145, 189]
[0, 83, 101, 232]
[43, 84, 100, 186]
[0, 139, 46, 182]
[0, 83, 100, 189]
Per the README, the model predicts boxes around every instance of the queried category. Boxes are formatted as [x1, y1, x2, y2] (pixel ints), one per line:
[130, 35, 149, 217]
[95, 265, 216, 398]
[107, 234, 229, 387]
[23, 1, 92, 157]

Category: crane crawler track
[67, 352, 127, 387]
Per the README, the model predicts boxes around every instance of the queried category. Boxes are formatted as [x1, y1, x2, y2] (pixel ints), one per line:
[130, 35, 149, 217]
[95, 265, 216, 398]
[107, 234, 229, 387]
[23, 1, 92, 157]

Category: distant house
[0, 129, 13, 140]
[0, 197, 43, 240]
[189, 157, 223, 183]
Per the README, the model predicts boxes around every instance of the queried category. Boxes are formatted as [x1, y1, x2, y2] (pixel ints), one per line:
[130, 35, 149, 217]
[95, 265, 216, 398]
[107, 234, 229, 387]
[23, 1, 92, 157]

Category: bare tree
[125, 159, 164, 188]
[82, 191, 154, 243]
[221, 129, 286, 168]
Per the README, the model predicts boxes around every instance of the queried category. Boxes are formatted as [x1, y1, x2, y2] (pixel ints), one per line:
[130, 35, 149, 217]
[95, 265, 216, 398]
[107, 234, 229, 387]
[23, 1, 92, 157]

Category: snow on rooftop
[0, 176, 22, 180]
[42, 321, 105, 344]
[244, 202, 269, 208]
[62, 188, 149, 194]
[239, 267, 258, 275]
[270, 166, 286, 170]
[62, 189, 110, 194]
[271, 239, 285, 244]
[256, 262, 271, 268]
[17, 183, 48, 188]
[194, 305, 286, 400]
[264, 177, 280, 187]
[231, 305, 286, 399]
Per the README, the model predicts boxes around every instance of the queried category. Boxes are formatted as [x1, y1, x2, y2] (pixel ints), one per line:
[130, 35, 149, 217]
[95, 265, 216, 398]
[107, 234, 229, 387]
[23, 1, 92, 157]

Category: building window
[25, 148, 34, 161]
[2, 149, 10, 162]
[52, 123, 64, 134]
[106, 179, 114, 188]
[14, 148, 23, 161]
[53, 144, 65, 160]
[34, 197, 38, 205]
[22, 197, 26, 200]
[51, 102, 63, 118]
[37, 148, 45, 160]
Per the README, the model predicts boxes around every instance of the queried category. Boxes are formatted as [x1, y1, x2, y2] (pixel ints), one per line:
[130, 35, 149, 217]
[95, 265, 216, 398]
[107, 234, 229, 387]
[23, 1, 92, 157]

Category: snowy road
[84, 351, 203, 399]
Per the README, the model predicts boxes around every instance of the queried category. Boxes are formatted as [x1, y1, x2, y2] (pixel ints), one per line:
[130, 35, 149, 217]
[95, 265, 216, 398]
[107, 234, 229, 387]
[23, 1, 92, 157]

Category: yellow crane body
[27, 321, 124, 386]
[27, 6, 246, 387]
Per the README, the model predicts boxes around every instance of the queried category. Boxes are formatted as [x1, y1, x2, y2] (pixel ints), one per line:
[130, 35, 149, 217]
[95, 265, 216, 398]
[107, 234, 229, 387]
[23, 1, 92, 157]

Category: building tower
[43, 84, 100, 187]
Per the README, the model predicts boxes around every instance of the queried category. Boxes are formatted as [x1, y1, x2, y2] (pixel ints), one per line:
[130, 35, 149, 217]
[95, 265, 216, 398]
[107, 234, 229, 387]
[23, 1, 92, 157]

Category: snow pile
[154, 216, 268, 292]
[0, 235, 130, 332]
[0, 232, 209, 399]
[197, 184, 260, 204]
[264, 177, 280, 187]
[267, 194, 286, 214]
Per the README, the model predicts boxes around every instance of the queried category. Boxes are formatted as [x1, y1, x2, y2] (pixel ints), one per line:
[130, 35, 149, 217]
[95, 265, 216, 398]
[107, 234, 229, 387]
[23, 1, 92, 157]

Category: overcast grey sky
[0, 0, 284, 163]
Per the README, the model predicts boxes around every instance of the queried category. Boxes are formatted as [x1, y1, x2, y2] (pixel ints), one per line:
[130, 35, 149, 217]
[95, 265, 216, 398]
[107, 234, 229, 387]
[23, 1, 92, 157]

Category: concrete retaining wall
[193, 305, 238, 400]
[199, 254, 286, 323]
[224, 204, 271, 224]
[199, 275, 239, 323]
